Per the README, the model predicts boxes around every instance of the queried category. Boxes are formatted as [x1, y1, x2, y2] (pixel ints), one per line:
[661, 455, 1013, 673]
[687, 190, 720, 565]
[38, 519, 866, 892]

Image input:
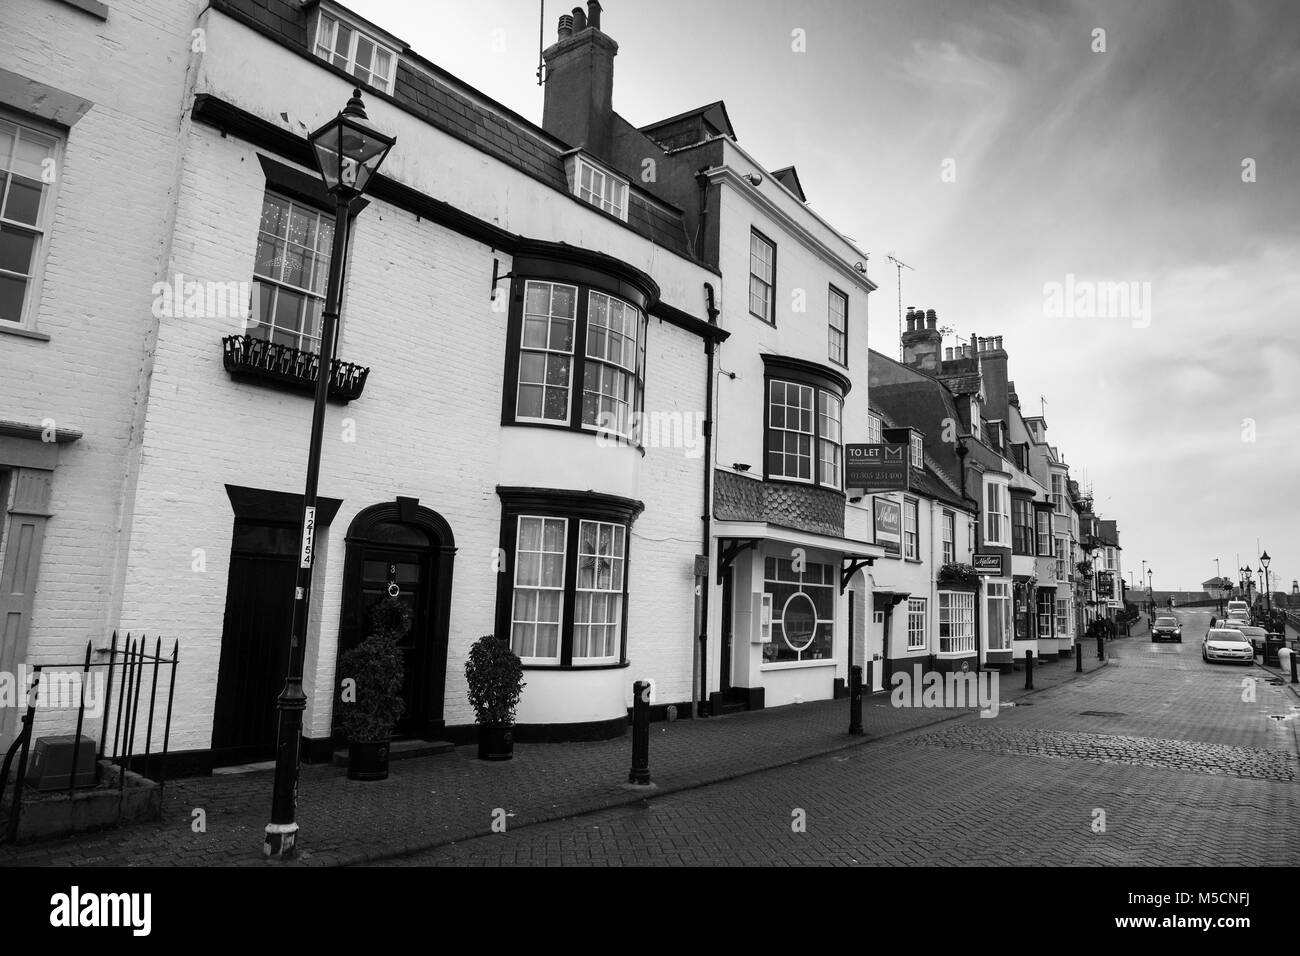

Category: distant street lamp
[1260, 551, 1271, 613]
[264, 89, 394, 860]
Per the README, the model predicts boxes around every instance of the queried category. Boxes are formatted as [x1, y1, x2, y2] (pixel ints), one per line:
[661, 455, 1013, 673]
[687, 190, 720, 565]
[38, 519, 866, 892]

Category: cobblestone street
[376, 615, 1300, 866]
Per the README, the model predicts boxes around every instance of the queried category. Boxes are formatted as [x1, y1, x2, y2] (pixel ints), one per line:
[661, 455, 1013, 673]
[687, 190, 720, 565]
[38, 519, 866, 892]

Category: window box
[937, 562, 978, 590]
[221, 334, 369, 404]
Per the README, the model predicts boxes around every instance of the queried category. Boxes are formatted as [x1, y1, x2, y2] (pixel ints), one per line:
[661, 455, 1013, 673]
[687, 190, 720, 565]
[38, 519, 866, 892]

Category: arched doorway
[336, 502, 455, 740]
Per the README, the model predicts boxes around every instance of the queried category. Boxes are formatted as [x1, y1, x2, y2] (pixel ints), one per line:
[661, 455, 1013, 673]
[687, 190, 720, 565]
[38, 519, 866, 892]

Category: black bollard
[628, 680, 651, 785]
[1075, 641, 1083, 673]
[1096, 630, 1105, 662]
[1025, 649, 1034, 690]
[866, 660, 874, 700]
[1291, 648, 1298, 685]
[849, 664, 864, 735]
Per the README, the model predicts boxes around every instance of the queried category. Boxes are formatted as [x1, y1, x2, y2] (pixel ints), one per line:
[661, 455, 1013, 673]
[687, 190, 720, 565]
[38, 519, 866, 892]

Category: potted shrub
[937, 562, 978, 589]
[337, 596, 407, 781]
[464, 634, 526, 761]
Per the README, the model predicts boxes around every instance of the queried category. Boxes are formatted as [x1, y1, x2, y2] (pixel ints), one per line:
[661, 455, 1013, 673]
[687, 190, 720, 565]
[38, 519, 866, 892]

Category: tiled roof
[212, 0, 696, 260]
[714, 470, 845, 538]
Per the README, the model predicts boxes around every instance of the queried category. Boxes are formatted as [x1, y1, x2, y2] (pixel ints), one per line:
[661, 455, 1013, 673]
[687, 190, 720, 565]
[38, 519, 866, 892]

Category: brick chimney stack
[901, 305, 942, 371]
[976, 334, 1010, 424]
[542, 2, 617, 162]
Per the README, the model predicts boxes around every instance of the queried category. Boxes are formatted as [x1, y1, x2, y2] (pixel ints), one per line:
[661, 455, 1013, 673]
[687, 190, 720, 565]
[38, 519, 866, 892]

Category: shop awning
[713, 520, 885, 560]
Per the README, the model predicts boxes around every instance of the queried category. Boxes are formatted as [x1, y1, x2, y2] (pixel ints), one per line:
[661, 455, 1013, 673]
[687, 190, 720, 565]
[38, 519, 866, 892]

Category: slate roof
[212, 0, 696, 260]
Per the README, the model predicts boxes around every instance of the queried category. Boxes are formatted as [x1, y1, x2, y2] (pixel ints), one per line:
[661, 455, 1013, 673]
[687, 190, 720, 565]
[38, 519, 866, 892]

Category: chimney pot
[925, 308, 937, 330]
[557, 13, 573, 37]
[995, 335, 1003, 350]
[905, 310, 916, 332]
[586, 0, 602, 30]
[945, 347, 953, 361]
[571, 6, 586, 31]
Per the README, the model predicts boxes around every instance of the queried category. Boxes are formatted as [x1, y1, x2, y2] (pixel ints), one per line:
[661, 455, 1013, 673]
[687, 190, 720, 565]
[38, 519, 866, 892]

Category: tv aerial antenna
[886, 253, 913, 361]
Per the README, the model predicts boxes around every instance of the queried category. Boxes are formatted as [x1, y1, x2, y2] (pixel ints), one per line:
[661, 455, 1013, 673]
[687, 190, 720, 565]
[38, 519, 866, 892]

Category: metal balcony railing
[221, 335, 369, 404]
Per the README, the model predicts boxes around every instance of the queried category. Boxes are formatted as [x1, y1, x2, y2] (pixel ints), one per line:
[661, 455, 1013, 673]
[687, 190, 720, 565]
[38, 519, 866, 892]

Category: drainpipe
[956, 439, 981, 669]
[698, 282, 720, 717]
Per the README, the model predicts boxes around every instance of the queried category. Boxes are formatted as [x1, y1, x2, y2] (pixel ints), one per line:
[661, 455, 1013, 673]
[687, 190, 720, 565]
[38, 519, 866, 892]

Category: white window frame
[817, 391, 843, 489]
[909, 434, 923, 469]
[510, 516, 568, 663]
[768, 380, 814, 484]
[1055, 535, 1067, 581]
[984, 482, 1008, 546]
[1051, 472, 1066, 514]
[986, 581, 1012, 650]
[749, 229, 775, 323]
[0, 112, 64, 333]
[942, 511, 955, 564]
[313, 10, 398, 94]
[907, 597, 927, 650]
[574, 156, 628, 221]
[827, 285, 848, 366]
[250, 192, 336, 353]
[1036, 589, 1055, 639]
[1055, 597, 1071, 637]
[516, 280, 578, 426]
[866, 412, 883, 445]
[1035, 509, 1052, 557]
[903, 497, 919, 560]
[583, 289, 642, 438]
[938, 591, 975, 654]
[572, 519, 625, 663]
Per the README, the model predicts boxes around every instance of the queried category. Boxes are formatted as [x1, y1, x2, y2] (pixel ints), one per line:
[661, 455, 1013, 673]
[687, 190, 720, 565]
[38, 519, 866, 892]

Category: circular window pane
[781, 592, 818, 652]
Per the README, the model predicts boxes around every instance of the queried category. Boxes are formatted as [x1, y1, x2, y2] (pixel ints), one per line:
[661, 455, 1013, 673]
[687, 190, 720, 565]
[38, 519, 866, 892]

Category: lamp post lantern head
[1260, 550, 1270, 569]
[309, 89, 395, 198]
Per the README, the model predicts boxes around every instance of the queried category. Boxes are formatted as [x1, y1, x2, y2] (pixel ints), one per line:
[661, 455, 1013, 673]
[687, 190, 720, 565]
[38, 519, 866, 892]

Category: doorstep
[330, 739, 454, 768]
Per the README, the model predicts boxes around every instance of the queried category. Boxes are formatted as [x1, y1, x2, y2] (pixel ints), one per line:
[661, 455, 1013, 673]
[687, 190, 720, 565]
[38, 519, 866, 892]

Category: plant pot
[477, 724, 514, 761]
[347, 740, 390, 781]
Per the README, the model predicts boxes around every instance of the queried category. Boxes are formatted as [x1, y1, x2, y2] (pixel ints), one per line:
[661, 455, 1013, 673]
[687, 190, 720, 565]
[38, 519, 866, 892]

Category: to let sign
[973, 553, 1003, 575]
[845, 444, 909, 492]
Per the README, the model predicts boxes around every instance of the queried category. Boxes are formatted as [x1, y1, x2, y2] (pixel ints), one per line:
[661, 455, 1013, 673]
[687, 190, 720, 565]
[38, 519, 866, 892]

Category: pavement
[0, 640, 1105, 867]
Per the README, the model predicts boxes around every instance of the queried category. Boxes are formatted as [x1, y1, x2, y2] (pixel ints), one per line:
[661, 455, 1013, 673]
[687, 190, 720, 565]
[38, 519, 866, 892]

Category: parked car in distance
[1224, 611, 1250, 628]
[1151, 616, 1182, 643]
[1203, 628, 1254, 665]
[1234, 625, 1268, 654]
[1225, 600, 1250, 617]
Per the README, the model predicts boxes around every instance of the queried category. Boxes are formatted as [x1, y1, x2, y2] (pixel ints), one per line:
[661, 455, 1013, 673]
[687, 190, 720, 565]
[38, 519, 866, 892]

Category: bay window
[985, 483, 1008, 546]
[763, 557, 835, 664]
[1036, 509, 1052, 556]
[938, 591, 975, 654]
[505, 274, 648, 442]
[496, 488, 642, 667]
[1011, 497, 1033, 555]
[1051, 473, 1066, 514]
[763, 355, 850, 491]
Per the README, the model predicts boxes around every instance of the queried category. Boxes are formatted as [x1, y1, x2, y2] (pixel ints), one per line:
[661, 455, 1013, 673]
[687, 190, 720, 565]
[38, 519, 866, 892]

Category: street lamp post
[1260, 551, 1271, 613]
[264, 89, 394, 860]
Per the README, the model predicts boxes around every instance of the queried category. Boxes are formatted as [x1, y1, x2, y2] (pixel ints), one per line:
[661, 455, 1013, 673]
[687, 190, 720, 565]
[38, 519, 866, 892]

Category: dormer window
[568, 155, 628, 221]
[909, 434, 923, 468]
[314, 9, 397, 94]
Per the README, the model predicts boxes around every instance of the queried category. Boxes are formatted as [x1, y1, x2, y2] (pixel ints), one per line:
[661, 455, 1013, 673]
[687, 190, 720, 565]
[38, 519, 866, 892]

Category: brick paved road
[0, 644, 1102, 866]
[374, 629, 1300, 866]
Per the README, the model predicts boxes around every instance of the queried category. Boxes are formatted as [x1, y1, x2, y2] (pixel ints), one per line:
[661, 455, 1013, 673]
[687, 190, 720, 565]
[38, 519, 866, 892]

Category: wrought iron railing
[221, 334, 370, 403]
[1, 635, 179, 843]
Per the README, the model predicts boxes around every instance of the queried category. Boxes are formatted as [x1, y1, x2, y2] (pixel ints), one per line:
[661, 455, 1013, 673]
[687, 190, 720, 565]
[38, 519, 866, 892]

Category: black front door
[354, 547, 431, 738]
[212, 521, 298, 763]
[720, 568, 734, 692]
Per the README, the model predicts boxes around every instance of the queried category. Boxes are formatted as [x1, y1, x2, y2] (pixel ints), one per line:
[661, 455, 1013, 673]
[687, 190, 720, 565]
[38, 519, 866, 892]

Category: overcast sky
[347, 0, 1300, 595]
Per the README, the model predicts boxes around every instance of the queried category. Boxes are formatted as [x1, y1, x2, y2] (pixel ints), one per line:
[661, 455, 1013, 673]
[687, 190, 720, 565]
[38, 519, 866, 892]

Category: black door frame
[336, 501, 456, 741]
[720, 566, 734, 693]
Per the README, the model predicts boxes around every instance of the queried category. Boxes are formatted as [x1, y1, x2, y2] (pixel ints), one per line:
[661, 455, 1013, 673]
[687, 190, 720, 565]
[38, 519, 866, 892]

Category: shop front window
[763, 556, 835, 664]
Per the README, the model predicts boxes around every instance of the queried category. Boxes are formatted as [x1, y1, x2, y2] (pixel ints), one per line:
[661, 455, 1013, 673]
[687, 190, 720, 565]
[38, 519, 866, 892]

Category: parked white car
[1203, 628, 1254, 665]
